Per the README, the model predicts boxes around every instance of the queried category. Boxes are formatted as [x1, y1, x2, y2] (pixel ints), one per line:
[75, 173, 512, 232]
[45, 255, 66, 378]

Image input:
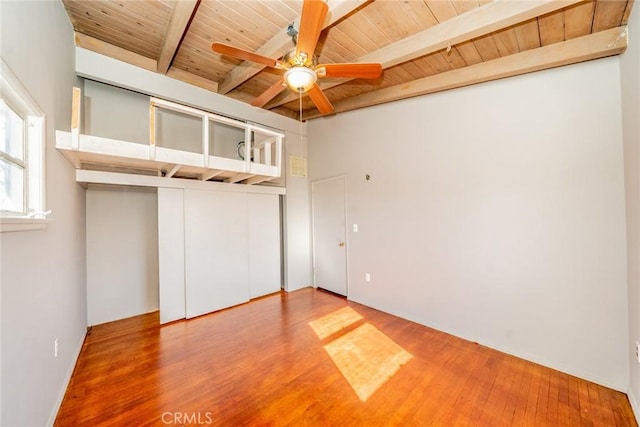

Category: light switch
[353, 224, 358, 232]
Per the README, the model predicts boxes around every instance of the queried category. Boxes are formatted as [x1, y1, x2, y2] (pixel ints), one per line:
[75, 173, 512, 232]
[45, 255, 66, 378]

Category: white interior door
[312, 176, 347, 296]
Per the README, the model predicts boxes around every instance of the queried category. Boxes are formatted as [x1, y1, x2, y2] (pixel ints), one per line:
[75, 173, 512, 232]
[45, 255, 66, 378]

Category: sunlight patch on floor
[308, 306, 363, 339]
[309, 307, 412, 402]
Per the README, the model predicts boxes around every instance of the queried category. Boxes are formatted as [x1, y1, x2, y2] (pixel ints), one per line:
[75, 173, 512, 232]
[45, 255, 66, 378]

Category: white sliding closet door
[158, 187, 186, 324]
[248, 193, 281, 298]
[184, 189, 250, 318]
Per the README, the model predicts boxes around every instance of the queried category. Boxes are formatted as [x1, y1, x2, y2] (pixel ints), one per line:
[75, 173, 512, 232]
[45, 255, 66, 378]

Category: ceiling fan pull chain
[299, 90, 303, 123]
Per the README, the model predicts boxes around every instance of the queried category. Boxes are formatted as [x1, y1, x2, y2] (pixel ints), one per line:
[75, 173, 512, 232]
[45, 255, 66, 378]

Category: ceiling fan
[211, 0, 382, 116]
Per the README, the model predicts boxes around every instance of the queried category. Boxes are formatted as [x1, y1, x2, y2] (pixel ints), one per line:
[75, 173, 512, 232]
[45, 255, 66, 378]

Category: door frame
[311, 175, 349, 297]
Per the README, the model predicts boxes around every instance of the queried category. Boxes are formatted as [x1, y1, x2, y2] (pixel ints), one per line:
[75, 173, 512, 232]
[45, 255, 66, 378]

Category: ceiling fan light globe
[284, 66, 317, 93]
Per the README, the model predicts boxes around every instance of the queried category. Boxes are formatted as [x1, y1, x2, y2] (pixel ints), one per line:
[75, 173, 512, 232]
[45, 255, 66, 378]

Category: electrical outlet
[54, 338, 59, 358]
[365, 273, 371, 282]
[636, 341, 640, 364]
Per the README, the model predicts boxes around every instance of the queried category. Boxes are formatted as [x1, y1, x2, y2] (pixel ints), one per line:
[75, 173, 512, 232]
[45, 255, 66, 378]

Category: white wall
[0, 1, 87, 425]
[86, 187, 159, 326]
[308, 58, 629, 390]
[283, 130, 312, 291]
[210, 121, 245, 160]
[75, 49, 312, 291]
[156, 108, 202, 153]
[621, 4, 640, 417]
[84, 79, 150, 145]
[84, 80, 253, 159]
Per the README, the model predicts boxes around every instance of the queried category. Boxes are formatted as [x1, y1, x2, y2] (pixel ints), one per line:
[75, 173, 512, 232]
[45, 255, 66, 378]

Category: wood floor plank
[424, 344, 485, 424]
[500, 355, 527, 424]
[556, 369, 572, 425]
[449, 345, 496, 424]
[477, 351, 512, 425]
[579, 375, 596, 426]
[55, 288, 637, 426]
[569, 375, 585, 425]
[522, 362, 542, 424]
[442, 346, 493, 424]
[511, 359, 534, 425]
[535, 366, 551, 425]
[601, 387, 620, 426]
[547, 368, 559, 423]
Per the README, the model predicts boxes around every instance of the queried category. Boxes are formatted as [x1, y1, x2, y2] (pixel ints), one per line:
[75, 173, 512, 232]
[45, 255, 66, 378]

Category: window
[0, 59, 46, 231]
[1, 98, 27, 213]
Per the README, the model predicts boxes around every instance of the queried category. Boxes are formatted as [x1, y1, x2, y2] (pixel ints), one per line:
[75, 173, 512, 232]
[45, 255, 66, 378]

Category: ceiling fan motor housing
[283, 49, 315, 68]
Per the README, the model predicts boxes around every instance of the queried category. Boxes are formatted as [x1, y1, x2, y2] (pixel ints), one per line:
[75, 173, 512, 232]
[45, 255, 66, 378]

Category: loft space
[56, 81, 285, 186]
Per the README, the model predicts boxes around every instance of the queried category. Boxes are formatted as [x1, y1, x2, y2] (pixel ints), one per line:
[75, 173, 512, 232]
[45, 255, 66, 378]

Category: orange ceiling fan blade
[307, 83, 334, 115]
[251, 79, 287, 108]
[296, 0, 329, 60]
[316, 63, 383, 79]
[212, 42, 278, 68]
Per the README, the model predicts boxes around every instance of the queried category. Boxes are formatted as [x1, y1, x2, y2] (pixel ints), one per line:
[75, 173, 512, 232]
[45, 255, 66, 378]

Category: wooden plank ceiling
[63, 0, 633, 121]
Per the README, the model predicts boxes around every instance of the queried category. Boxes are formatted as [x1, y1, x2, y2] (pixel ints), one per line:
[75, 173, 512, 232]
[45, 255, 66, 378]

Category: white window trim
[0, 58, 48, 232]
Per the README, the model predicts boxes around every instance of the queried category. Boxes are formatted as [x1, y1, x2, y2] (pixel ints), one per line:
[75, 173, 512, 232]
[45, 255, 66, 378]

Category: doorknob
[338, 242, 345, 247]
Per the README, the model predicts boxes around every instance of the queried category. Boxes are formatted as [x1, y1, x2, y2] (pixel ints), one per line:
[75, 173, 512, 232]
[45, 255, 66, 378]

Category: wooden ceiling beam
[217, 0, 369, 95]
[157, 0, 200, 74]
[362, 0, 584, 68]
[266, 0, 583, 110]
[74, 32, 157, 72]
[303, 26, 628, 120]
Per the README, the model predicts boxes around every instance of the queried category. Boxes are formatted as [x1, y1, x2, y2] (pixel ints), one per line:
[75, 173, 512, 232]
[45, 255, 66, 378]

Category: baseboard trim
[628, 386, 640, 425]
[47, 329, 87, 427]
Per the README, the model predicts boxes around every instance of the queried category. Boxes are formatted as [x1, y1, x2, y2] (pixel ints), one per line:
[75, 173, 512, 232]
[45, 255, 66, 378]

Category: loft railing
[149, 97, 282, 183]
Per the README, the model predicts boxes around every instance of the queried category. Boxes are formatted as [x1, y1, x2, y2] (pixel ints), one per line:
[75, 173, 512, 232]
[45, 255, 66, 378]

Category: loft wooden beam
[71, 87, 81, 149]
[157, 0, 200, 74]
[244, 175, 272, 185]
[266, 0, 582, 110]
[201, 170, 223, 181]
[225, 173, 254, 184]
[217, 0, 369, 95]
[303, 26, 628, 120]
[74, 32, 157, 72]
[165, 164, 181, 178]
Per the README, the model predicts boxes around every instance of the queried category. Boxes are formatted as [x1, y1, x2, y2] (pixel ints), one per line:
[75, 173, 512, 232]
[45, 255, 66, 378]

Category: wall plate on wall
[289, 155, 307, 177]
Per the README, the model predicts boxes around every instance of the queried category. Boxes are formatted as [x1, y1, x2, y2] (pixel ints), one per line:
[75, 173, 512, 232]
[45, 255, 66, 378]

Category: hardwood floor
[55, 288, 637, 426]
